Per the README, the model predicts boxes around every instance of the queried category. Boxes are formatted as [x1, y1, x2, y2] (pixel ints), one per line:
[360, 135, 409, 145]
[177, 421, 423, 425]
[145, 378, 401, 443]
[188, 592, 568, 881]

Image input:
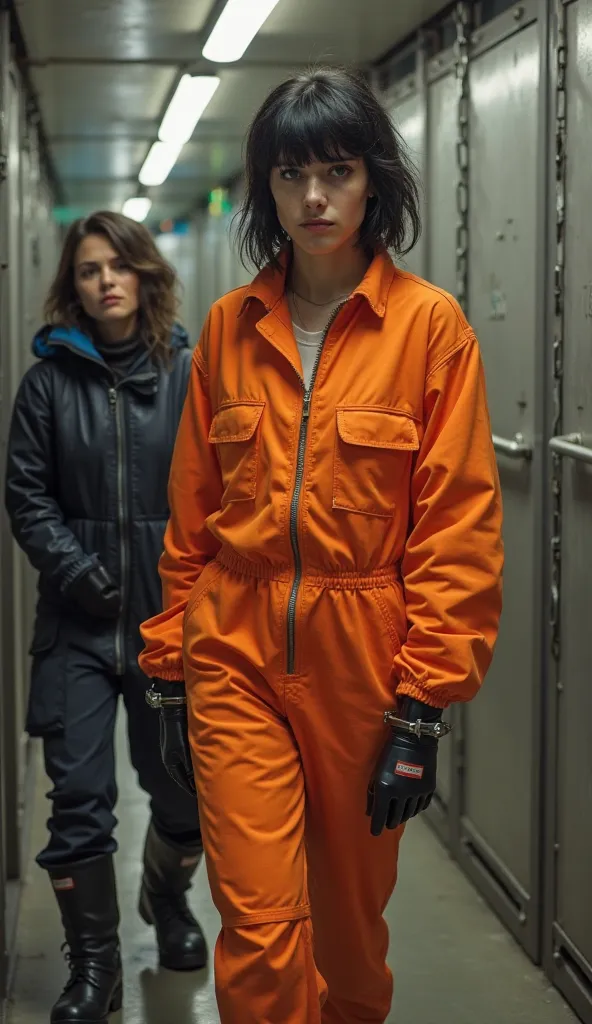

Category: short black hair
[236, 66, 421, 271]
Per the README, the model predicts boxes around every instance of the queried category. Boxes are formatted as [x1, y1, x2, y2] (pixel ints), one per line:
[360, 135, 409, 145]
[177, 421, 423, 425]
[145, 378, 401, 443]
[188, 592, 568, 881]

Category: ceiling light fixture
[159, 74, 221, 145]
[202, 0, 282, 64]
[139, 140, 184, 187]
[122, 197, 152, 222]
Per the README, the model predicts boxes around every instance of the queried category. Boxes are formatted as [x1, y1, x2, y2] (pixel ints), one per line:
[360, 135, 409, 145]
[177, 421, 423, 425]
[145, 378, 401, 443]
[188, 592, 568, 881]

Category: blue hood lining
[32, 321, 190, 361]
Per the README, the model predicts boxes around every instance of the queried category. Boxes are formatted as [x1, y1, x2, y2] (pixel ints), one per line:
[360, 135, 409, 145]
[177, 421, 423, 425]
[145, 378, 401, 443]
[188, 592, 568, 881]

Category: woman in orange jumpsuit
[139, 67, 503, 1023]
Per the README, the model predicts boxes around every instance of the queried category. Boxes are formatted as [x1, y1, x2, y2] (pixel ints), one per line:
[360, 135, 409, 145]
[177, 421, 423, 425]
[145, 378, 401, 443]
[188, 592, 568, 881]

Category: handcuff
[145, 681, 187, 709]
[383, 710, 452, 741]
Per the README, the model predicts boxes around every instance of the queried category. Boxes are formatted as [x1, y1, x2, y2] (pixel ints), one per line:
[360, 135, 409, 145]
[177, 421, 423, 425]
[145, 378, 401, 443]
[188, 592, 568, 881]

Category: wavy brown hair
[44, 210, 179, 362]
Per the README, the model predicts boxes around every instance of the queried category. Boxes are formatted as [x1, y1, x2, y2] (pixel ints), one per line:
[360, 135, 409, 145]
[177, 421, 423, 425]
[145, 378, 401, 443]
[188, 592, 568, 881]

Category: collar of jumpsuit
[239, 244, 394, 321]
[139, 244, 503, 712]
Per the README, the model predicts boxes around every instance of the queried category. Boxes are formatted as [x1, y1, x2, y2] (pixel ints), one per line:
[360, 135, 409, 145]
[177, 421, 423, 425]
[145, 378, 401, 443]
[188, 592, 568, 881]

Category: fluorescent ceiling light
[139, 140, 184, 187]
[122, 197, 152, 222]
[159, 75, 220, 145]
[202, 0, 281, 63]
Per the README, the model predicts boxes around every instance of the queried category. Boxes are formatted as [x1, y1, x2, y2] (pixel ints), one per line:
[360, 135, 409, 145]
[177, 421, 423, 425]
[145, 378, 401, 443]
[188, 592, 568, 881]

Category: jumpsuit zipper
[109, 386, 128, 677]
[286, 303, 345, 675]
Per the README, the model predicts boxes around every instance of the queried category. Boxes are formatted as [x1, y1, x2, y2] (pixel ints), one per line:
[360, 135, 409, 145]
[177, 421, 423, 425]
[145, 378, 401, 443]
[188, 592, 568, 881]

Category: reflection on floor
[8, 712, 576, 1024]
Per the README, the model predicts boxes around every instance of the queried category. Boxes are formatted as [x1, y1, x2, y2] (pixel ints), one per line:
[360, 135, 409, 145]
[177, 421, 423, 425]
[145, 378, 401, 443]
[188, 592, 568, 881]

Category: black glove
[366, 697, 444, 836]
[67, 564, 120, 619]
[156, 683, 196, 797]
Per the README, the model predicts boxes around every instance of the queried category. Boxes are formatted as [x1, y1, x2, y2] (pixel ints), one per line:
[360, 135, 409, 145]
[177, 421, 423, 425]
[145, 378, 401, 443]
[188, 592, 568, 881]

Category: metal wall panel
[1, 68, 25, 885]
[390, 91, 426, 277]
[0, 8, 8, 1005]
[545, 1, 592, 1018]
[426, 70, 457, 295]
[425, 66, 459, 832]
[460, 21, 541, 957]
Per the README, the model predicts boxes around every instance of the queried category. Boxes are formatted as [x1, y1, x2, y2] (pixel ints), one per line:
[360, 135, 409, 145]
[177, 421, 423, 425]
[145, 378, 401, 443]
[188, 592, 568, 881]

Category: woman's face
[74, 234, 140, 332]
[269, 157, 372, 258]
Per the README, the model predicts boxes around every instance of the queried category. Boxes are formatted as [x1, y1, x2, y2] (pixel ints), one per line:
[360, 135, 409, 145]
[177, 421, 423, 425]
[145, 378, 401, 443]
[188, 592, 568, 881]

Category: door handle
[549, 432, 592, 465]
[492, 433, 533, 460]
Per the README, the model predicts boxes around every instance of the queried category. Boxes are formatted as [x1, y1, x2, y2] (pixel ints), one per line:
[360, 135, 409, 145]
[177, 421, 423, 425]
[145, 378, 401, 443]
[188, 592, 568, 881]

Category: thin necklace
[292, 289, 340, 334]
[291, 287, 350, 307]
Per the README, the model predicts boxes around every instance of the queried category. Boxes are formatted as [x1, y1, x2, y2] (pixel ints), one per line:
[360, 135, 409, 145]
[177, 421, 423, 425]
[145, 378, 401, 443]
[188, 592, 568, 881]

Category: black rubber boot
[48, 853, 122, 1023]
[138, 821, 207, 971]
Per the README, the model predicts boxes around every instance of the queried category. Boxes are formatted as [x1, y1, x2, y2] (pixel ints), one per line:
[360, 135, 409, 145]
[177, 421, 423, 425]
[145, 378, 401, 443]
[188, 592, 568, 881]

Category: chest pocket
[333, 407, 420, 518]
[209, 402, 265, 504]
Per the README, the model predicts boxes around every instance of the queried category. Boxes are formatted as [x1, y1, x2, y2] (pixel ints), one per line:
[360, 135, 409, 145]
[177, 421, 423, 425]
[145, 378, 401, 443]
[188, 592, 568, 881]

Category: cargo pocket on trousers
[26, 613, 66, 737]
[208, 402, 265, 505]
[333, 407, 420, 517]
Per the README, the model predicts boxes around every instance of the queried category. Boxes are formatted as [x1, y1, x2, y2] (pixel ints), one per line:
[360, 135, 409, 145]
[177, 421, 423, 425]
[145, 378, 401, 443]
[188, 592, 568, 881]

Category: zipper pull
[108, 387, 117, 406]
[303, 393, 311, 420]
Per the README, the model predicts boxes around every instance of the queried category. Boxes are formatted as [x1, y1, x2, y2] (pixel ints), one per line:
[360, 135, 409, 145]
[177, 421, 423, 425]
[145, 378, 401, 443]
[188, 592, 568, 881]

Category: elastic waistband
[216, 546, 400, 590]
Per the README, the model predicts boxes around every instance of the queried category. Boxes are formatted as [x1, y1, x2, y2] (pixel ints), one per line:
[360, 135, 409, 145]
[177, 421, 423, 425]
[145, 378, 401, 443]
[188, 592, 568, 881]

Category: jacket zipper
[286, 303, 345, 675]
[50, 340, 155, 676]
[109, 385, 127, 676]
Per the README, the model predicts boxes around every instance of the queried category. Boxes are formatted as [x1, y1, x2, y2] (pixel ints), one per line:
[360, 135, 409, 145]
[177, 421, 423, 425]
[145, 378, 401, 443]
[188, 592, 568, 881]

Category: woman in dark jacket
[5, 211, 207, 1024]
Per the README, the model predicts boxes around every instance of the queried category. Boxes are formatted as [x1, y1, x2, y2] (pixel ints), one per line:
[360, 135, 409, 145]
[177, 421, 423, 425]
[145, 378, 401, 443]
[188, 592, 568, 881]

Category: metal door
[390, 90, 426, 277]
[460, 20, 542, 960]
[426, 67, 457, 294]
[545, 2, 592, 1019]
[0, 11, 7, 1003]
[424, 62, 459, 842]
[0, 14, 13, 1005]
[0, 68, 25, 884]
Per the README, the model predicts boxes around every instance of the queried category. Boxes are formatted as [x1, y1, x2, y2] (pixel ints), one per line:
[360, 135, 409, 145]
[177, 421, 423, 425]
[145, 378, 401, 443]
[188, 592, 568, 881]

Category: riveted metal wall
[544, 1, 592, 1019]
[0, 8, 8, 1004]
[458, 13, 543, 962]
[424, 51, 460, 844]
[388, 78, 427, 278]
[373, 0, 553, 983]
[0, 7, 59, 1008]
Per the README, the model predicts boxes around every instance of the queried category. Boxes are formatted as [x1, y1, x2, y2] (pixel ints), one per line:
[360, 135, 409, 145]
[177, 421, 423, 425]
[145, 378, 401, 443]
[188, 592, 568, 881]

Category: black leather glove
[153, 682, 196, 797]
[366, 697, 444, 836]
[67, 564, 121, 618]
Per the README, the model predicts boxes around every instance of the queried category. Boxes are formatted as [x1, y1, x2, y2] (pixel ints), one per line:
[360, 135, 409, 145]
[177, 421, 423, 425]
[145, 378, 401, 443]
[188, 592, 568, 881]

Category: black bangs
[236, 67, 421, 271]
[265, 93, 369, 172]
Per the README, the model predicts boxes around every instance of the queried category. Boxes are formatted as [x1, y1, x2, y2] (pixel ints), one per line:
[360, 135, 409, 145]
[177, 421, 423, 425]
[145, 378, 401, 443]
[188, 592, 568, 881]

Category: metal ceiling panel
[14, 0, 451, 221]
[16, 0, 212, 62]
[258, 0, 449, 63]
[30, 65, 176, 136]
[203, 66, 299, 125]
[51, 139, 148, 180]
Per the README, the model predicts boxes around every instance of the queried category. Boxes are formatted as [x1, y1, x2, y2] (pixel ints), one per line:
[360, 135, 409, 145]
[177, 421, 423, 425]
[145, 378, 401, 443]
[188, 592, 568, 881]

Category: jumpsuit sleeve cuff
[395, 679, 449, 711]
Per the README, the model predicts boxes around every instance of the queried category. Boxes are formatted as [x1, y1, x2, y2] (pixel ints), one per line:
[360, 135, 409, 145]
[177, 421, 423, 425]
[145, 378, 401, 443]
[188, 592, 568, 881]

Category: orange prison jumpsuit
[139, 249, 503, 1023]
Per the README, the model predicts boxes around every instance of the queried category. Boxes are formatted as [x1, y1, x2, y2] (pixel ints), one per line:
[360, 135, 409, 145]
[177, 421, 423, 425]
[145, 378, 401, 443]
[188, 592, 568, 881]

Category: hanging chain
[550, 0, 567, 664]
[453, 1, 472, 313]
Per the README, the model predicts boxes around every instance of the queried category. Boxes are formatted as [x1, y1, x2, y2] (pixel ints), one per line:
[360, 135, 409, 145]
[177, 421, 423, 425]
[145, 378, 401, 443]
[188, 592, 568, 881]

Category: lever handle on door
[548, 433, 592, 465]
[492, 433, 533, 460]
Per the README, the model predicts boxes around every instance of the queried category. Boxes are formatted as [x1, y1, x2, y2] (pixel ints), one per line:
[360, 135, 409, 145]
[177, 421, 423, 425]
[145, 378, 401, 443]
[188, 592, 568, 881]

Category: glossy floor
[8, 713, 576, 1024]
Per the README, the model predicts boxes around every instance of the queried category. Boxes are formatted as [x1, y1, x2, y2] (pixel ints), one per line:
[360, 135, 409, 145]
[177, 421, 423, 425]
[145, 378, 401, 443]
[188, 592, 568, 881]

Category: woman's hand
[366, 697, 447, 836]
[146, 682, 196, 797]
[67, 563, 120, 618]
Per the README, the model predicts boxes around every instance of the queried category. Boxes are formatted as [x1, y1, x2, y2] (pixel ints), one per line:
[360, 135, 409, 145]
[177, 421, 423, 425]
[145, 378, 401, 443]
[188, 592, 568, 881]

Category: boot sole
[52, 979, 123, 1022]
[138, 889, 208, 972]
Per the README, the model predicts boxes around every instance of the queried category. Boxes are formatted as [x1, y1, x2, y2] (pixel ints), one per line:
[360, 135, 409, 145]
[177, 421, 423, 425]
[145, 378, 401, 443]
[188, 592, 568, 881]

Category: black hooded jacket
[4, 322, 192, 674]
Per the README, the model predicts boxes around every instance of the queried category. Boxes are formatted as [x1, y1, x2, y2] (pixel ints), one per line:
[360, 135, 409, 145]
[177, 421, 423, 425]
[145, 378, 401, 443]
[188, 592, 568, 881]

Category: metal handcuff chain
[145, 681, 187, 709]
[383, 711, 452, 741]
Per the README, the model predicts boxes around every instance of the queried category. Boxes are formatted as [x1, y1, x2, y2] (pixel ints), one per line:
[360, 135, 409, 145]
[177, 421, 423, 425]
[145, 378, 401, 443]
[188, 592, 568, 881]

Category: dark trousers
[36, 640, 200, 869]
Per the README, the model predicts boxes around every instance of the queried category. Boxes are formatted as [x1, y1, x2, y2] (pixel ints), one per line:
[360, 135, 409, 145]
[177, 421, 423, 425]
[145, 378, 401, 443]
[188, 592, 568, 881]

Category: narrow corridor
[8, 712, 575, 1024]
